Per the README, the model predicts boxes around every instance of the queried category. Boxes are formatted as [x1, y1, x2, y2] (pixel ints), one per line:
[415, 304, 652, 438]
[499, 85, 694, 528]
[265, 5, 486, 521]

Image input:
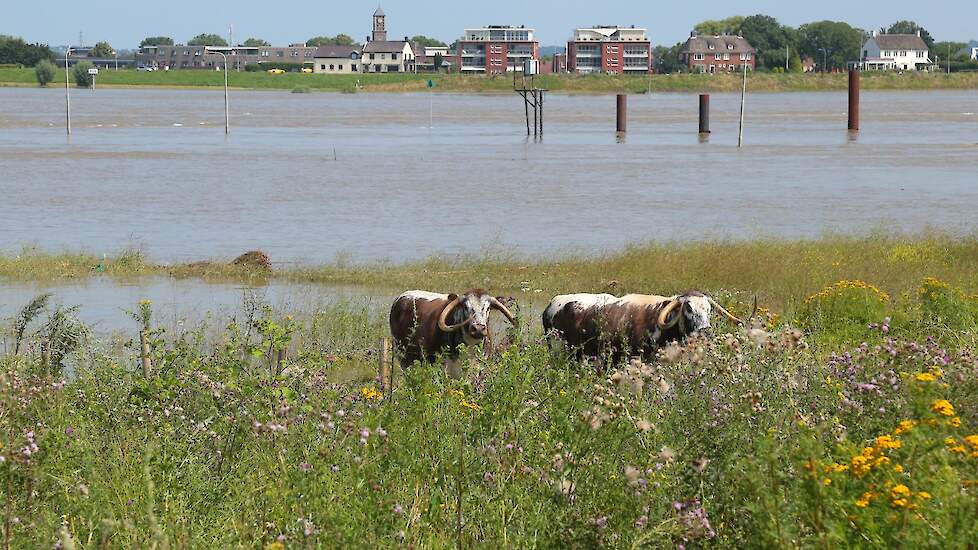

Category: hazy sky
[5, 0, 977, 48]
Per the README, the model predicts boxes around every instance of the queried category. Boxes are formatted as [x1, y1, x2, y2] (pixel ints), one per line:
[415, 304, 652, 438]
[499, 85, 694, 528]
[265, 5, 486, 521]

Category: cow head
[656, 292, 744, 338]
[438, 289, 518, 344]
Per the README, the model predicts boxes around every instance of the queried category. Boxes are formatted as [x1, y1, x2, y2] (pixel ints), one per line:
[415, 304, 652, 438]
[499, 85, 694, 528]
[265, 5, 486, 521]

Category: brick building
[566, 26, 652, 74]
[458, 25, 539, 74]
[136, 44, 316, 70]
[679, 32, 755, 73]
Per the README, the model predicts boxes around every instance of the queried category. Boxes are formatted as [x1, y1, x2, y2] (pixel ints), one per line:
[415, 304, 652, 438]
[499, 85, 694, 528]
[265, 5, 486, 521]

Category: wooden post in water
[698, 94, 711, 134]
[848, 69, 860, 132]
[139, 330, 153, 377]
[616, 94, 627, 134]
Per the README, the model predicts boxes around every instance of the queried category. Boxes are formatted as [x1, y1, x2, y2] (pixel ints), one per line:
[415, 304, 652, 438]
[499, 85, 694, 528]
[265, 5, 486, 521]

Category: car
[301, 68, 313, 73]
[266, 68, 285, 75]
[136, 66, 157, 72]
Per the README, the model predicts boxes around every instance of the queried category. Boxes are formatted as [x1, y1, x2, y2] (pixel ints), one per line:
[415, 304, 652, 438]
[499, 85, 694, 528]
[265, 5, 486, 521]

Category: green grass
[2, 241, 978, 547]
[4, 67, 978, 93]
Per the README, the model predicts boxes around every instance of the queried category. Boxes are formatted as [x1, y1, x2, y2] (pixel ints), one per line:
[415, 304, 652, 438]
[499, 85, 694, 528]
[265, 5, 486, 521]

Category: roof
[363, 40, 411, 53]
[872, 34, 928, 51]
[314, 44, 361, 58]
[681, 35, 755, 54]
[373, 6, 385, 16]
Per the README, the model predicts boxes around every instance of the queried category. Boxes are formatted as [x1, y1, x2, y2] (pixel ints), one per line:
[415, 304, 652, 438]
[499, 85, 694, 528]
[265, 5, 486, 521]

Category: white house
[971, 47, 978, 60]
[313, 45, 362, 74]
[855, 30, 931, 71]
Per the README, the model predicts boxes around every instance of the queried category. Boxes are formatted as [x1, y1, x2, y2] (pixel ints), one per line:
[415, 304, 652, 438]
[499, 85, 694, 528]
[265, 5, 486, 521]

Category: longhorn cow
[542, 291, 744, 361]
[389, 289, 518, 370]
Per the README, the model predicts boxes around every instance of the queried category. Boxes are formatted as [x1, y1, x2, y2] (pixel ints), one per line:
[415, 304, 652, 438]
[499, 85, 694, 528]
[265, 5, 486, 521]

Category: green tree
[694, 16, 745, 36]
[91, 41, 114, 58]
[932, 41, 969, 63]
[34, 59, 56, 86]
[333, 34, 355, 46]
[788, 50, 803, 72]
[410, 35, 448, 48]
[653, 43, 685, 74]
[242, 37, 270, 47]
[797, 21, 867, 71]
[740, 14, 797, 70]
[0, 35, 55, 66]
[884, 21, 935, 49]
[188, 34, 228, 47]
[73, 61, 94, 87]
[307, 34, 356, 47]
[433, 52, 444, 71]
[139, 36, 174, 47]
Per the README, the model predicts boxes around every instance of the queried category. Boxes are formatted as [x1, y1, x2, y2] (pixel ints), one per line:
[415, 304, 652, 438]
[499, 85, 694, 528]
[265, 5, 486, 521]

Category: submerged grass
[3, 67, 978, 93]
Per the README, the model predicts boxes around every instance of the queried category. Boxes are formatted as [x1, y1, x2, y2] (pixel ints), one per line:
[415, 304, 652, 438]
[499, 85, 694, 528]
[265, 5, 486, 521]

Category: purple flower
[299, 462, 312, 472]
[393, 503, 403, 515]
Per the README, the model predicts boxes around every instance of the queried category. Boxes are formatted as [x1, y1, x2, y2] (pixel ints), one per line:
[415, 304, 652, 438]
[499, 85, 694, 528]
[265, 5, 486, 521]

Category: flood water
[2, 86, 976, 266]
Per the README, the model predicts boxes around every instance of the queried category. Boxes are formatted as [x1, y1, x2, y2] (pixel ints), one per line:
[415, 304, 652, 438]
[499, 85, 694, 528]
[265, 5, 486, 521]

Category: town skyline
[5, 0, 976, 50]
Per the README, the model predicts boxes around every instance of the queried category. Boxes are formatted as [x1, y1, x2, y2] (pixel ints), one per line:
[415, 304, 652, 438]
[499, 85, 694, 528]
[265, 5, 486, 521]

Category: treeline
[654, 16, 974, 73]
[0, 35, 55, 66]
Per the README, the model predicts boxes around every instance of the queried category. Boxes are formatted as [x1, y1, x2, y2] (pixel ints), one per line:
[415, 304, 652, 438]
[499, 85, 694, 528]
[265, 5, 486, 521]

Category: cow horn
[491, 297, 518, 325]
[708, 297, 744, 325]
[657, 298, 683, 329]
[438, 297, 470, 332]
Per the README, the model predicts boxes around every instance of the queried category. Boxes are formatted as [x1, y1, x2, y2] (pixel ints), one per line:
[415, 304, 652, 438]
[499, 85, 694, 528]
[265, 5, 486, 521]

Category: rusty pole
[848, 69, 860, 131]
[616, 94, 627, 134]
[698, 94, 710, 134]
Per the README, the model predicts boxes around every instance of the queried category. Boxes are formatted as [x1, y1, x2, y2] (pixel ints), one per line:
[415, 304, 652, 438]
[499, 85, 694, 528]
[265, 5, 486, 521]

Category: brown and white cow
[389, 289, 518, 371]
[542, 291, 744, 362]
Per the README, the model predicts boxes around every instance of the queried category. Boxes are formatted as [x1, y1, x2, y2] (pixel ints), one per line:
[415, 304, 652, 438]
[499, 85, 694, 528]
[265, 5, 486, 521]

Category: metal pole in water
[616, 93, 627, 134]
[848, 69, 860, 132]
[65, 48, 71, 135]
[738, 63, 747, 148]
[698, 94, 710, 134]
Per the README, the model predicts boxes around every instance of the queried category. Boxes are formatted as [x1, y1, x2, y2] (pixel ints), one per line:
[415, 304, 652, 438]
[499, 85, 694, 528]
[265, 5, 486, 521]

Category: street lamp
[207, 48, 230, 134]
[819, 48, 829, 73]
[65, 47, 72, 135]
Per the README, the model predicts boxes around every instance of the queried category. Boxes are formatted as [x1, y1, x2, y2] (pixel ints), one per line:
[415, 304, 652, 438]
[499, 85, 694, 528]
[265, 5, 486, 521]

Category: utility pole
[738, 62, 747, 148]
[786, 45, 789, 71]
[65, 47, 72, 135]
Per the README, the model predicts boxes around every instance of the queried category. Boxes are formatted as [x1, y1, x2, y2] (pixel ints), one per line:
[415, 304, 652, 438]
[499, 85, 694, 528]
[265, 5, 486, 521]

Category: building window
[694, 53, 704, 61]
[392, 53, 398, 60]
[724, 53, 730, 60]
[339, 65, 344, 70]
[715, 54, 722, 60]
[352, 65, 358, 72]
[900, 51, 906, 57]
[320, 64, 325, 70]
[329, 64, 334, 70]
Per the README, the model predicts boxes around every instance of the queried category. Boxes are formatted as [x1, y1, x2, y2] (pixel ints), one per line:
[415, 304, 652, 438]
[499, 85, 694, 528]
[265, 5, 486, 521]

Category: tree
[0, 35, 55, 66]
[73, 61, 94, 87]
[694, 16, 745, 36]
[410, 35, 448, 48]
[653, 43, 685, 74]
[188, 34, 228, 47]
[433, 52, 444, 71]
[140, 36, 174, 47]
[243, 38, 270, 47]
[306, 34, 355, 47]
[34, 59, 56, 86]
[739, 14, 797, 70]
[91, 41, 114, 58]
[797, 21, 866, 71]
[884, 21, 935, 50]
[932, 41, 969, 63]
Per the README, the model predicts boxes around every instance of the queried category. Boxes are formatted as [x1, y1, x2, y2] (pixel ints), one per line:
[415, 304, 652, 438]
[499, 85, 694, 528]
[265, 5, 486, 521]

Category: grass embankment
[2, 235, 978, 547]
[3, 67, 978, 93]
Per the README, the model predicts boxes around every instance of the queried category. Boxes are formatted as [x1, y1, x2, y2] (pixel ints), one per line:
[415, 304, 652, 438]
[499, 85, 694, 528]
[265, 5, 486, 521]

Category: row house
[679, 32, 756, 73]
[313, 45, 362, 74]
[136, 44, 316, 70]
[853, 30, 931, 71]
[567, 26, 652, 74]
[458, 26, 539, 74]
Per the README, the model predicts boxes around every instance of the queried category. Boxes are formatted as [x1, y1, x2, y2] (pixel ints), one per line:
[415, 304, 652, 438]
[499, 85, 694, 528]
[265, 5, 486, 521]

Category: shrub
[72, 61, 94, 87]
[800, 280, 891, 339]
[34, 59, 56, 86]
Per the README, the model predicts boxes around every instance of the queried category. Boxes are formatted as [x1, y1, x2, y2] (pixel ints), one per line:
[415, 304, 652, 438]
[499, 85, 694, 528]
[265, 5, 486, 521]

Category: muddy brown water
[1, 87, 976, 327]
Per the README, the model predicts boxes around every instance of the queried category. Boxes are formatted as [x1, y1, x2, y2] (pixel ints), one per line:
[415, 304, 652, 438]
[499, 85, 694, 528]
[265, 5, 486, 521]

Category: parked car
[266, 68, 286, 75]
[301, 68, 313, 73]
[136, 66, 157, 72]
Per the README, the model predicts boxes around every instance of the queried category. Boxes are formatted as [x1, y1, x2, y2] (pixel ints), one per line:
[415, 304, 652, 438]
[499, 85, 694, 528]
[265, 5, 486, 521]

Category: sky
[5, 0, 977, 49]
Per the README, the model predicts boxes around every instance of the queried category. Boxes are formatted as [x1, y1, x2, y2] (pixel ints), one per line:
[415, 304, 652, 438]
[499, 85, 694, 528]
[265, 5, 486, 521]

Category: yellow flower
[139, 299, 153, 306]
[931, 399, 955, 417]
[876, 435, 902, 450]
[855, 491, 876, 508]
[894, 420, 917, 435]
[893, 464, 904, 473]
[948, 417, 962, 428]
[826, 463, 849, 473]
[459, 399, 481, 412]
[822, 478, 832, 486]
[915, 372, 937, 382]
[964, 435, 978, 449]
[915, 492, 932, 500]
[361, 387, 382, 401]
[891, 498, 910, 508]
[891, 484, 911, 499]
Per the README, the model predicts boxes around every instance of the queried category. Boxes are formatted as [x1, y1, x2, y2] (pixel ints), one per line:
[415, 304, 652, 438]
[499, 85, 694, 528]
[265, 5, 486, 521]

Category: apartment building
[679, 32, 756, 73]
[567, 26, 652, 74]
[136, 44, 316, 70]
[458, 25, 539, 74]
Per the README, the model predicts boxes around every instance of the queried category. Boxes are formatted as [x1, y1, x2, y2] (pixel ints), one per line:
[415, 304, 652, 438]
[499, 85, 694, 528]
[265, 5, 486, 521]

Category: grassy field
[3, 67, 978, 93]
[3, 235, 978, 547]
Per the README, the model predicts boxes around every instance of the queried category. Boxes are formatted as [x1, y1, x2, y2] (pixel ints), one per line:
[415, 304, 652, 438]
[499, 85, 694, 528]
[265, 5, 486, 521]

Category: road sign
[88, 68, 99, 75]
[427, 79, 435, 88]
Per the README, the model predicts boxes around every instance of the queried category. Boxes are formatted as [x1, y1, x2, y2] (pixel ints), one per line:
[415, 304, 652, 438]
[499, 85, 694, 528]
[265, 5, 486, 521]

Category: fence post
[378, 337, 392, 392]
[616, 94, 627, 134]
[139, 330, 153, 377]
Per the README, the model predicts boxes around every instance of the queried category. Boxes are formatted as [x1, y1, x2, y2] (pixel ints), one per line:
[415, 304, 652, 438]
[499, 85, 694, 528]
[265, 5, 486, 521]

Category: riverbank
[3, 67, 978, 93]
[4, 233, 978, 316]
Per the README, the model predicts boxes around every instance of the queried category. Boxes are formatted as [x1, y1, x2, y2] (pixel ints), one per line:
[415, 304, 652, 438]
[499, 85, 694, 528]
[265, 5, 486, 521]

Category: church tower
[372, 7, 387, 42]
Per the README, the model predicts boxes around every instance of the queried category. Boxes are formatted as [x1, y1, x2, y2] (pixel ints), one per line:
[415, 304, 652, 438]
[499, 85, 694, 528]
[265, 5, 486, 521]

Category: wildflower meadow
[2, 266, 978, 548]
